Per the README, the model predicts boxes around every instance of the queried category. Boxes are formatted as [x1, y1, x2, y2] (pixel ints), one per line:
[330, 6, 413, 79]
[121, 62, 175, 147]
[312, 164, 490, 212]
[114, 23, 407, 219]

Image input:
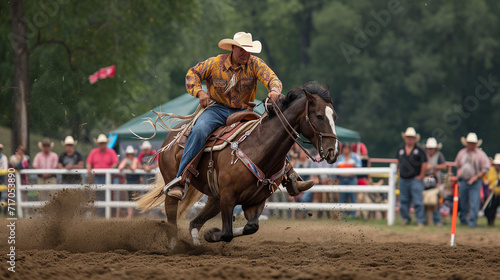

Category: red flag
[89, 72, 99, 84]
[98, 65, 116, 79]
[89, 65, 116, 84]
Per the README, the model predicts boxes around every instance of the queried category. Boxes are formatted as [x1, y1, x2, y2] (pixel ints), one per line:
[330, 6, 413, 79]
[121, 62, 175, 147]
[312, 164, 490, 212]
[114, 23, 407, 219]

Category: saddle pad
[203, 120, 258, 152]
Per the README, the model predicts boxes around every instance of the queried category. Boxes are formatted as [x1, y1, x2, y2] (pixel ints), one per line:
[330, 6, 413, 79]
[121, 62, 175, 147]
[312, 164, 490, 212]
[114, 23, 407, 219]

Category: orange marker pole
[450, 182, 459, 246]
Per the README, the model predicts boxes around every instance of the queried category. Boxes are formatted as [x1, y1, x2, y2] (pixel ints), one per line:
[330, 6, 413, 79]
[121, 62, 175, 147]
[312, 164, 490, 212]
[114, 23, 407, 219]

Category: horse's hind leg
[189, 196, 220, 245]
[165, 196, 179, 250]
[233, 201, 266, 238]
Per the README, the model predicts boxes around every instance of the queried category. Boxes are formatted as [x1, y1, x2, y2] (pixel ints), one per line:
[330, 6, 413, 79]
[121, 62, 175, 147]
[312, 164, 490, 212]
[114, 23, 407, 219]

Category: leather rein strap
[269, 90, 337, 163]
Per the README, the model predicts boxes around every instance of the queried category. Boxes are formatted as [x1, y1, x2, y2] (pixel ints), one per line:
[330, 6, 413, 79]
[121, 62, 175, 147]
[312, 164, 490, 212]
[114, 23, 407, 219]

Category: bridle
[269, 90, 337, 163]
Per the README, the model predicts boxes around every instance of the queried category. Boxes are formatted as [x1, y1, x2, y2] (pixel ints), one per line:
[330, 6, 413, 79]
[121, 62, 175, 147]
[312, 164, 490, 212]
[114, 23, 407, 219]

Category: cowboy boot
[282, 165, 315, 196]
[163, 176, 186, 200]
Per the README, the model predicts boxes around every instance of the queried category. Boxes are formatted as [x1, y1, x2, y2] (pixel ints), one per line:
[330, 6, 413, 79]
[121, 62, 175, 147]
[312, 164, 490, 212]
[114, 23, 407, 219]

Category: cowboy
[483, 153, 500, 226]
[57, 136, 84, 184]
[423, 137, 447, 226]
[396, 127, 427, 226]
[33, 138, 59, 201]
[165, 32, 314, 200]
[454, 132, 490, 227]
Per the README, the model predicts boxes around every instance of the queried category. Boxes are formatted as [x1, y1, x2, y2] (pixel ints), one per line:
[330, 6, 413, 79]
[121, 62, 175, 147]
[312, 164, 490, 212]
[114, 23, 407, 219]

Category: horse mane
[269, 81, 332, 118]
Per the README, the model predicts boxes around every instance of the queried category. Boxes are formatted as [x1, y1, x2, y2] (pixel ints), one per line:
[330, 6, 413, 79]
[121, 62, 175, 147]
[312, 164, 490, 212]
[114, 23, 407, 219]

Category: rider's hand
[268, 90, 280, 102]
[198, 90, 210, 108]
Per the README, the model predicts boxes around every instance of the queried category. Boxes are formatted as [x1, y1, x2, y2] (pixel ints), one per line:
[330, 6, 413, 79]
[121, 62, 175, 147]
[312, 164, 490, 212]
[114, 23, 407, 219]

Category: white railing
[13, 164, 398, 225]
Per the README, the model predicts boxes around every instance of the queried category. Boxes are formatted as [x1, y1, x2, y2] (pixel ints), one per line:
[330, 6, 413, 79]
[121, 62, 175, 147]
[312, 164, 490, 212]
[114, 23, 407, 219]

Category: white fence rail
[13, 164, 398, 225]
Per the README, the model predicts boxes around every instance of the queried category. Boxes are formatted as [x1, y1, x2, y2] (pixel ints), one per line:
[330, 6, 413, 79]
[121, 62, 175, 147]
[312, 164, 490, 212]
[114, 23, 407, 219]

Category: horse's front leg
[204, 191, 235, 243]
[165, 196, 179, 250]
[233, 201, 265, 238]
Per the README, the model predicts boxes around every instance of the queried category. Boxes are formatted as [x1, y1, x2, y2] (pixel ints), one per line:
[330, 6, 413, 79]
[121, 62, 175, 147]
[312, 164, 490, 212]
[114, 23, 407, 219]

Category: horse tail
[135, 174, 165, 212]
[177, 184, 203, 220]
[135, 174, 203, 218]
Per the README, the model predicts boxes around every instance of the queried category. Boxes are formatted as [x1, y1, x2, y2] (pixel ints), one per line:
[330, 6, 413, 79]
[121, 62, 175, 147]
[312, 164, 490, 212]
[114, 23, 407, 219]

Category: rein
[269, 90, 337, 163]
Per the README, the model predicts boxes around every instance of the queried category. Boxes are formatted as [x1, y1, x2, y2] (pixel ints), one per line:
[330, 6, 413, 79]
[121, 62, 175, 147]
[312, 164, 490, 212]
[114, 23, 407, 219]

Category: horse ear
[305, 90, 316, 105]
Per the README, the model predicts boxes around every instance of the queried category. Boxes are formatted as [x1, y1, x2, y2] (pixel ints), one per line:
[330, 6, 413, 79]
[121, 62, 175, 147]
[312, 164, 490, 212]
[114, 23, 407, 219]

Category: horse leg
[204, 192, 236, 243]
[165, 196, 179, 250]
[189, 196, 220, 245]
[232, 202, 265, 238]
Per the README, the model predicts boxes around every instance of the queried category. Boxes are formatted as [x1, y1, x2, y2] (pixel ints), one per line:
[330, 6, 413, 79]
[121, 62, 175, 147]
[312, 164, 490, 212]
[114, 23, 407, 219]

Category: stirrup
[163, 176, 189, 200]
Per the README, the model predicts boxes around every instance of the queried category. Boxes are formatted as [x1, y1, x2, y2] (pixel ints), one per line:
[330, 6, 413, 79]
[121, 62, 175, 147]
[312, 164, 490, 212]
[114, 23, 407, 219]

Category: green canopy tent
[110, 93, 360, 155]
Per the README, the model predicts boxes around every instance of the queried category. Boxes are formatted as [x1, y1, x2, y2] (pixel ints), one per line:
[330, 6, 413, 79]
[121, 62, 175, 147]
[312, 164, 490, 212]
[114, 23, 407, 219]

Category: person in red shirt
[86, 134, 118, 216]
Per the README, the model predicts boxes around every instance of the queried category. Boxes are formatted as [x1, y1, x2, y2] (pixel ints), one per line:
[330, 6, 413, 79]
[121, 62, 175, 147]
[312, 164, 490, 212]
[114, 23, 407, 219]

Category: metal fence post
[387, 163, 397, 225]
[105, 170, 111, 219]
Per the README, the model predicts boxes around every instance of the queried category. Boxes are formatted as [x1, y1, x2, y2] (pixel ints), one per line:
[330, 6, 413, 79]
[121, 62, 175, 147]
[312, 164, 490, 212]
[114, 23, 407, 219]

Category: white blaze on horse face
[325, 107, 336, 135]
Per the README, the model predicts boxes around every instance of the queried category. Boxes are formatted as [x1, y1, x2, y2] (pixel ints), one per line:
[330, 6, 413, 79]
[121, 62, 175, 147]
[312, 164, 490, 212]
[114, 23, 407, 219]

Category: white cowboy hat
[493, 153, 500, 165]
[401, 127, 420, 142]
[94, 134, 109, 144]
[125, 145, 136, 155]
[424, 137, 442, 150]
[38, 138, 54, 150]
[460, 132, 482, 147]
[218, 32, 262, 53]
[140, 141, 152, 150]
[61, 136, 78, 146]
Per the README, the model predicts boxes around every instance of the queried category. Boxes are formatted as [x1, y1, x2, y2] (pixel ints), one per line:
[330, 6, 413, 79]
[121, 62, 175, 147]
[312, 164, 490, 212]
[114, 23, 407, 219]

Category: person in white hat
[119, 145, 140, 218]
[57, 136, 84, 184]
[396, 127, 427, 226]
[423, 137, 447, 226]
[165, 32, 313, 200]
[483, 153, 500, 226]
[33, 138, 59, 201]
[87, 134, 118, 216]
[138, 141, 158, 183]
[454, 132, 490, 227]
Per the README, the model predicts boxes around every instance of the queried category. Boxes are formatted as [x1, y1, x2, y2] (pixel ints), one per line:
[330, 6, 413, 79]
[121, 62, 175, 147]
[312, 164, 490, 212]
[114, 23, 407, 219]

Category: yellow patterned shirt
[186, 53, 282, 109]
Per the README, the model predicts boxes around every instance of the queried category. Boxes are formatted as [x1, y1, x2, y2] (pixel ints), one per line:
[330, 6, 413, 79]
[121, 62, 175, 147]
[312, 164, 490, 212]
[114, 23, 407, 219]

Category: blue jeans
[458, 179, 481, 227]
[177, 104, 243, 178]
[399, 178, 425, 224]
[338, 176, 357, 217]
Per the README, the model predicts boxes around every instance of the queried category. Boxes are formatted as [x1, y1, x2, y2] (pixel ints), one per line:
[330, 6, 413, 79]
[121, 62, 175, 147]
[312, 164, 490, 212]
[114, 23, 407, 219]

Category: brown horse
[137, 82, 339, 249]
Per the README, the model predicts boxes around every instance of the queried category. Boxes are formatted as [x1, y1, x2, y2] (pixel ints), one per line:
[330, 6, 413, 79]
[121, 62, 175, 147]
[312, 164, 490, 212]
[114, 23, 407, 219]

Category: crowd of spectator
[0, 134, 158, 218]
[0, 128, 499, 226]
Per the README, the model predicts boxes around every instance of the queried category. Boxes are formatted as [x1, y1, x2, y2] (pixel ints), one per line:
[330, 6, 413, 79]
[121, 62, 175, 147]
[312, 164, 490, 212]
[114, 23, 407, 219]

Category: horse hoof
[220, 233, 234, 243]
[204, 228, 221, 243]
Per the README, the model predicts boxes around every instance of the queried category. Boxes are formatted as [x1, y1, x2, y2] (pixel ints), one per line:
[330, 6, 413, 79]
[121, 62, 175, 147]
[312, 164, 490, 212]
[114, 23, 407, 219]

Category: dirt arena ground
[1, 190, 499, 280]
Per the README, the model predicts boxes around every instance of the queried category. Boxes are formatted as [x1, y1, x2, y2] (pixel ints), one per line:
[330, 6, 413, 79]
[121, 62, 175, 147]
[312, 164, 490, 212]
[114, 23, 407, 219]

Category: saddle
[179, 105, 261, 179]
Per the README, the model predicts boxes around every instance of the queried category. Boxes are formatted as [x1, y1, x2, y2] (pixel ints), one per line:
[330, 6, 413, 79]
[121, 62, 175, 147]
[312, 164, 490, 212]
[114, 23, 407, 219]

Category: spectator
[455, 132, 490, 227]
[482, 153, 500, 226]
[0, 144, 7, 171]
[334, 144, 362, 218]
[138, 141, 158, 184]
[396, 127, 427, 226]
[9, 145, 30, 184]
[57, 136, 84, 184]
[118, 145, 140, 218]
[87, 134, 119, 216]
[424, 137, 447, 226]
[0, 144, 8, 205]
[33, 138, 58, 201]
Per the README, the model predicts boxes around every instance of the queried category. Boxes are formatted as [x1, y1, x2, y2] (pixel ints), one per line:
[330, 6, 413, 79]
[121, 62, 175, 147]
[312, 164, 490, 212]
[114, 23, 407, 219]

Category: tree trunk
[10, 0, 30, 155]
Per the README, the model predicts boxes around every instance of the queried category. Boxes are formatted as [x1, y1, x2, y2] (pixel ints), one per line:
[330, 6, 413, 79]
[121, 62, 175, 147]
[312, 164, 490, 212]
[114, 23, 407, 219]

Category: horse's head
[298, 83, 339, 164]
